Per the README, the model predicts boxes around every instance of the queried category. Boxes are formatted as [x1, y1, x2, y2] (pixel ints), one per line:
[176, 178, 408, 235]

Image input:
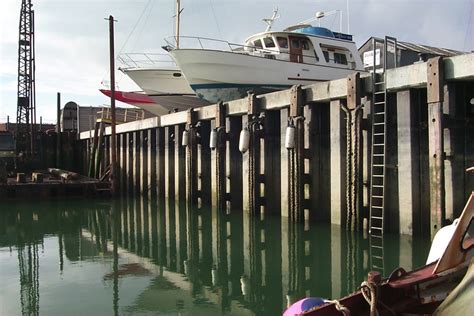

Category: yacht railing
[96, 106, 146, 124]
[165, 36, 358, 69]
[118, 53, 177, 69]
[165, 36, 290, 56]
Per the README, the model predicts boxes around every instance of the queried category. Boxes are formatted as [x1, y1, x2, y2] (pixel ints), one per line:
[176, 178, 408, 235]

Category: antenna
[346, 0, 350, 34]
[262, 7, 280, 32]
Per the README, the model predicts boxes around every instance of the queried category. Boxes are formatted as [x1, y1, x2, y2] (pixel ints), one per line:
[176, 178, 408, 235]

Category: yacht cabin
[242, 26, 362, 70]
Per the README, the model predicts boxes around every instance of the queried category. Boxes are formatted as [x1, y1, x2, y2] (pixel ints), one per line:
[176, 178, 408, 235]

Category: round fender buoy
[283, 297, 326, 316]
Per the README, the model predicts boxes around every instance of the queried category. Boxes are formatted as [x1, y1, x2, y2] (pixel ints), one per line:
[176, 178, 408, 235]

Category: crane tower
[16, 0, 36, 158]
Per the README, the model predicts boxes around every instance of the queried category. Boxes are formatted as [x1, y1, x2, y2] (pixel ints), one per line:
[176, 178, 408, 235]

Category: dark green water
[0, 198, 431, 315]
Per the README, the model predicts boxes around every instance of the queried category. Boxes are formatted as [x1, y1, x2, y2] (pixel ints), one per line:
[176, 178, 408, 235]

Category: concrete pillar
[427, 57, 445, 238]
[397, 90, 420, 235]
[329, 100, 345, 225]
[280, 109, 289, 218]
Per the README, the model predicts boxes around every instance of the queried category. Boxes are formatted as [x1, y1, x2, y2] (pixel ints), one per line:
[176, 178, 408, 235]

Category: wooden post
[199, 121, 212, 207]
[56, 92, 61, 167]
[186, 110, 198, 208]
[177, 124, 186, 205]
[247, 93, 262, 217]
[134, 131, 140, 196]
[156, 128, 166, 206]
[127, 132, 134, 195]
[427, 57, 445, 238]
[140, 130, 148, 196]
[109, 15, 118, 195]
[216, 102, 227, 212]
[229, 116, 243, 212]
[288, 85, 304, 222]
[148, 129, 156, 198]
[309, 103, 331, 222]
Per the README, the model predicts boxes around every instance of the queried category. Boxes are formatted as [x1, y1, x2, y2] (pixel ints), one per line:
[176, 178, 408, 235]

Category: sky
[0, 0, 473, 123]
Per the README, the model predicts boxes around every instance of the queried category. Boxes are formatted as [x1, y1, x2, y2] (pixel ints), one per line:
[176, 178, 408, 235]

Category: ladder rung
[372, 185, 384, 188]
[374, 122, 384, 125]
[374, 81, 385, 85]
[370, 234, 383, 238]
[374, 102, 386, 105]
[373, 154, 384, 156]
[371, 227, 383, 230]
[374, 112, 385, 115]
[372, 206, 383, 209]
[374, 133, 384, 136]
[373, 164, 384, 167]
[372, 216, 383, 219]
[372, 195, 384, 198]
[374, 91, 385, 95]
[371, 245, 383, 249]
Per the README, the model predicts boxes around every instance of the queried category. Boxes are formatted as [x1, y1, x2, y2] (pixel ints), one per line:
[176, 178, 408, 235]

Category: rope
[360, 281, 378, 316]
[353, 105, 363, 230]
[341, 104, 363, 231]
[341, 105, 353, 231]
[324, 299, 351, 316]
[248, 117, 257, 216]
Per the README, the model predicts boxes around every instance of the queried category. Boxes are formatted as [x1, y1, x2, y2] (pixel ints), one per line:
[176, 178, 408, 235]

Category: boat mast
[175, 0, 182, 48]
[263, 7, 280, 32]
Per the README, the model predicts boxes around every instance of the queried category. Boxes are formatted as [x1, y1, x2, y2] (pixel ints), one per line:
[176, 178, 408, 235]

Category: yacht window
[291, 39, 300, 49]
[322, 51, 330, 62]
[263, 37, 276, 48]
[277, 37, 288, 49]
[253, 39, 263, 49]
[334, 52, 348, 65]
[302, 39, 310, 50]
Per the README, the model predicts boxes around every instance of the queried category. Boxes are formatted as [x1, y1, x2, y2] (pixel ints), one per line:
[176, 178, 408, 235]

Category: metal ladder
[369, 36, 397, 273]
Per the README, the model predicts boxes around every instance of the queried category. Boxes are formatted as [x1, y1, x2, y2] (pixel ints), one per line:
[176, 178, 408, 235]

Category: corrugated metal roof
[361, 37, 465, 57]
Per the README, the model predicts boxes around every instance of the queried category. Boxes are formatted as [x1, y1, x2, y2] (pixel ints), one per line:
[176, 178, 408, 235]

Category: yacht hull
[99, 89, 209, 116]
[170, 49, 359, 103]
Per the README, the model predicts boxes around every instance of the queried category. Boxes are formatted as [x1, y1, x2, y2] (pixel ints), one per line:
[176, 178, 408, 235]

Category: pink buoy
[283, 297, 326, 316]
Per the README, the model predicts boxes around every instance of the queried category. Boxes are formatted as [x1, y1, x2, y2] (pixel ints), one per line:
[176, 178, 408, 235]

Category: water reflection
[0, 198, 431, 315]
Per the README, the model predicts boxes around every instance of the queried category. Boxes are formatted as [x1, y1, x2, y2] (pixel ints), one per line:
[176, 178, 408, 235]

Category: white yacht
[167, 11, 365, 103]
[118, 53, 210, 113]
